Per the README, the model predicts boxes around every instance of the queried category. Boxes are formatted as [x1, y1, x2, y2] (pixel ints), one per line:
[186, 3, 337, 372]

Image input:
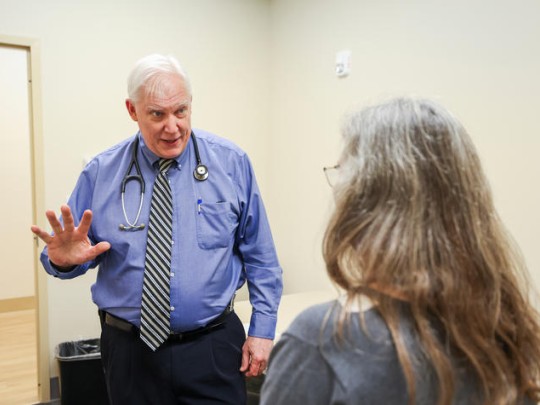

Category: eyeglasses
[323, 164, 340, 187]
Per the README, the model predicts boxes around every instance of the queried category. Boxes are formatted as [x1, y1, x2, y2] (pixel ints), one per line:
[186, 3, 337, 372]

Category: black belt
[99, 305, 234, 342]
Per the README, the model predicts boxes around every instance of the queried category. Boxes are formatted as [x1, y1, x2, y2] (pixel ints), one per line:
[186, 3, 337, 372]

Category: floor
[0, 309, 264, 405]
[0, 309, 39, 405]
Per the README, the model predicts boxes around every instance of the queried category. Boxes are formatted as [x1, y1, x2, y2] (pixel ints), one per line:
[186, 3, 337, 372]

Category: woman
[260, 97, 540, 404]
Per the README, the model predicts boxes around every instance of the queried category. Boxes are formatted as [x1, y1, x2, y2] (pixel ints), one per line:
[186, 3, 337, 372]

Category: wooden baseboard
[0, 296, 36, 313]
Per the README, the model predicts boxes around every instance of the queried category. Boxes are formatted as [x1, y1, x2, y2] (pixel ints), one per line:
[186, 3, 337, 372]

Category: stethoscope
[119, 132, 208, 231]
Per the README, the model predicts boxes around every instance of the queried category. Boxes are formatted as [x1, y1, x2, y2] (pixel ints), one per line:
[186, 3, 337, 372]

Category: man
[31, 54, 283, 404]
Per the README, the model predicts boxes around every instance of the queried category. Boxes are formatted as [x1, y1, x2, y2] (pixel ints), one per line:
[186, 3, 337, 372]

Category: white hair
[127, 54, 192, 103]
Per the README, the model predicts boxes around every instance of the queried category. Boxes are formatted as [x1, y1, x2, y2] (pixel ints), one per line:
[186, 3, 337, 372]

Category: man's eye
[175, 108, 187, 116]
[151, 111, 163, 117]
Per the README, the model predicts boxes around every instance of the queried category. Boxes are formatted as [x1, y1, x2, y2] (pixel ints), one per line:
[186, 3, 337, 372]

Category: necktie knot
[158, 159, 175, 174]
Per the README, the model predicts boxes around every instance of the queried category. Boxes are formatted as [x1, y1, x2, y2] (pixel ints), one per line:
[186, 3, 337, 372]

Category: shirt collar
[137, 132, 192, 170]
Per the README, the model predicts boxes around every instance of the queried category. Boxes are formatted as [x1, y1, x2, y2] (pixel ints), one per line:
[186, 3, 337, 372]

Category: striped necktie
[140, 158, 175, 351]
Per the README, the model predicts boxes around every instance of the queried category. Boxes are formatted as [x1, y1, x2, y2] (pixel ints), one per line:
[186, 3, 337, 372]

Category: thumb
[240, 345, 250, 372]
[90, 241, 111, 258]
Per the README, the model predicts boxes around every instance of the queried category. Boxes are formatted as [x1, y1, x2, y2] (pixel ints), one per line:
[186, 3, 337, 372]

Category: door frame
[0, 35, 49, 402]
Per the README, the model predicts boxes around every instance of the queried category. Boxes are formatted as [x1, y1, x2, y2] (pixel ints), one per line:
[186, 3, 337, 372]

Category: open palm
[31, 204, 110, 267]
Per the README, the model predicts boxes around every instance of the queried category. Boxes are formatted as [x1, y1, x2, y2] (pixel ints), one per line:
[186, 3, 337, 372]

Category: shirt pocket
[196, 201, 237, 249]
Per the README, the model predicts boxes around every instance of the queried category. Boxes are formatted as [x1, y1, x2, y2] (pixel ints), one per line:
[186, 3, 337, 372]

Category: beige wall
[267, 0, 540, 297]
[1, 0, 539, 381]
[0, 0, 271, 377]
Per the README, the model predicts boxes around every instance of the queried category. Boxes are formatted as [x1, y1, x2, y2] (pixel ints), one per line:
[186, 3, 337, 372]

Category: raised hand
[30, 204, 111, 268]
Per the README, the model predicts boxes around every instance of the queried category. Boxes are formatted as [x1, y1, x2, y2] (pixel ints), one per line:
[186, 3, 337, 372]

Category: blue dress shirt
[40, 129, 283, 339]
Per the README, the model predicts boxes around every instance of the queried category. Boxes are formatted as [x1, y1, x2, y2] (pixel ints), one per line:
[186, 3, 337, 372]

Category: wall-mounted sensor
[336, 50, 351, 78]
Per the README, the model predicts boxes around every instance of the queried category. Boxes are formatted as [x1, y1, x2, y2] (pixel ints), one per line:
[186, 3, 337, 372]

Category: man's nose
[164, 114, 180, 133]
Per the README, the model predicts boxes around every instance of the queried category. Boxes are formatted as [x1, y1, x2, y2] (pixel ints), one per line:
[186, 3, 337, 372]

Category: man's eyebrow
[146, 100, 190, 110]
[176, 99, 191, 108]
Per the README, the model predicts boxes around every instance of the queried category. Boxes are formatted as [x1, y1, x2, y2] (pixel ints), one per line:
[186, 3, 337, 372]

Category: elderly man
[31, 54, 283, 404]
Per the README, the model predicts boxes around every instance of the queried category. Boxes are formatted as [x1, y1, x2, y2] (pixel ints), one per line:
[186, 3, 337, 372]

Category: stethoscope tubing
[119, 132, 207, 231]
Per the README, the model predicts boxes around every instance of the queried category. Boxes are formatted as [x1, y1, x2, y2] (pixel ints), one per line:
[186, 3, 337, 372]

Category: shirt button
[170, 272, 175, 277]
[170, 306, 175, 311]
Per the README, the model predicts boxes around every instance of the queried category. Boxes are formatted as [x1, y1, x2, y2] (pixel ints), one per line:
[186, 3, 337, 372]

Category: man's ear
[125, 99, 138, 121]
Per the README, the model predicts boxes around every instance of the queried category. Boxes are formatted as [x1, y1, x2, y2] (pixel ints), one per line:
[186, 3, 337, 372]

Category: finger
[248, 365, 259, 377]
[90, 241, 111, 258]
[247, 361, 261, 377]
[61, 204, 75, 231]
[248, 357, 262, 376]
[246, 356, 261, 377]
[45, 209, 63, 235]
[240, 346, 250, 372]
[30, 225, 52, 244]
[244, 367, 254, 377]
[78, 210, 93, 235]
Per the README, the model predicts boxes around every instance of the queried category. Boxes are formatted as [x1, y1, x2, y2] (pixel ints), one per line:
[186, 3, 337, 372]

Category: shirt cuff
[248, 312, 277, 340]
[50, 260, 77, 273]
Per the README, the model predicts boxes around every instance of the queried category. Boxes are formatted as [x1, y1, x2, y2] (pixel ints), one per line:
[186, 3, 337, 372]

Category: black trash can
[56, 338, 109, 405]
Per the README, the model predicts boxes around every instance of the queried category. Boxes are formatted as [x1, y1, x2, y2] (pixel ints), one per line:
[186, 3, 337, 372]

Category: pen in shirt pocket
[197, 197, 203, 214]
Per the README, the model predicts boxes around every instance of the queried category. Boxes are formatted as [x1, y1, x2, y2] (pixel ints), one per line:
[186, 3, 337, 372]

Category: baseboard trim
[50, 376, 60, 400]
[0, 296, 36, 313]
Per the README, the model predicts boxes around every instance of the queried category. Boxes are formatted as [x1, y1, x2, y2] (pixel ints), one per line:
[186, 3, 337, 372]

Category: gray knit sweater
[260, 300, 536, 405]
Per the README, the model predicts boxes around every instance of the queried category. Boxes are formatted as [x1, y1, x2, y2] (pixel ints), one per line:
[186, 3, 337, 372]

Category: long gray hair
[323, 97, 540, 405]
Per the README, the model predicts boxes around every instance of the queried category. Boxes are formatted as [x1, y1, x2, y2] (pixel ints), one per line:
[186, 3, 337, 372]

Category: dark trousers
[100, 312, 247, 405]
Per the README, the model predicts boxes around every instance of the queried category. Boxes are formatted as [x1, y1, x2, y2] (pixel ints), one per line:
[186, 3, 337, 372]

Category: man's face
[126, 74, 192, 159]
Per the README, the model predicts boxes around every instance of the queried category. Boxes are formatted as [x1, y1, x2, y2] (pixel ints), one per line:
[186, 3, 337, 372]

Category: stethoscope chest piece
[194, 164, 209, 181]
[190, 132, 209, 182]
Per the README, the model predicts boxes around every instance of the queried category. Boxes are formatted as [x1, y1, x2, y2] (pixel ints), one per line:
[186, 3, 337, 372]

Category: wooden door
[0, 43, 38, 404]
